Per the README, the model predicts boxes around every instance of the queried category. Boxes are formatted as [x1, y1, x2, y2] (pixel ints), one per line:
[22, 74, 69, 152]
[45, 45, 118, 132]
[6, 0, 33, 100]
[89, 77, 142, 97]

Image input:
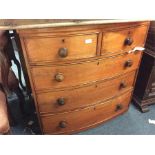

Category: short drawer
[31, 52, 142, 92]
[101, 25, 148, 55]
[37, 71, 136, 114]
[40, 90, 132, 134]
[24, 33, 98, 63]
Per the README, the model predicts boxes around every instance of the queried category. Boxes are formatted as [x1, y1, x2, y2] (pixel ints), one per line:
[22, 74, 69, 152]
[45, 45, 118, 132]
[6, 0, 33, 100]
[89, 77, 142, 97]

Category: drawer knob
[59, 121, 67, 128]
[115, 104, 123, 111]
[57, 98, 65, 106]
[124, 37, 133, 46]
[124, 60, 133, 68]
[55, 73, 64, 82]
[58, 48, 68, 58]
[119, 82, 127, 89]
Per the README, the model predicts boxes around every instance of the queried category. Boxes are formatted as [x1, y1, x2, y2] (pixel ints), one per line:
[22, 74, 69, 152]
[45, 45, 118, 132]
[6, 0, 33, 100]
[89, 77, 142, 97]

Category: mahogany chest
[16, 20, 149, 134]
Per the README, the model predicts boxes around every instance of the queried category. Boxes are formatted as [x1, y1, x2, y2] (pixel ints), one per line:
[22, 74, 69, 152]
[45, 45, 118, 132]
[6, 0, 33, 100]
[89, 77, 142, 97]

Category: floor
[78, 103, 155, 135]
[9, 94, 155, 135]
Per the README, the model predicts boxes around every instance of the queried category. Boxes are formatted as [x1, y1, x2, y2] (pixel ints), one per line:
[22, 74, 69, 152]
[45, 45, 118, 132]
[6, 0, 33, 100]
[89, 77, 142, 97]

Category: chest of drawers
[16, 20, 149, 134]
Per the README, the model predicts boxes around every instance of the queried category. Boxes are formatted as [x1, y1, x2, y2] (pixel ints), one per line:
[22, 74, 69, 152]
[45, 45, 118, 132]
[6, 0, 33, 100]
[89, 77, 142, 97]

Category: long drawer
[101, 24, 148, 55]
[37, 71, 136, 114]
[31, 52, 142, 92]
[41, 90, 132, 134]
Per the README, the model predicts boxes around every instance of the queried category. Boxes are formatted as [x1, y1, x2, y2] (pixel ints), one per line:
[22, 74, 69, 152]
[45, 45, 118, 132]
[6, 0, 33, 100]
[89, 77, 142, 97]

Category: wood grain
[24, 33, 98, 63]
[102, 25, 148, 55]
[37, 71, 136, 114]
[17, 21, 149, 34]
[41, 90, 132, 134]
[31, 52, 142, 92]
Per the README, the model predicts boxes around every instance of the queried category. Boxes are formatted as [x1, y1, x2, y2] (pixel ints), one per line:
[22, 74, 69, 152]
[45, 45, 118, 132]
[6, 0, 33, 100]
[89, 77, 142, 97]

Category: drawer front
[31, 52, 142, 91]
[101, 25, 148, 55]
[37, 71, 136, 114]
[41, 90, 132, 134]
[24, 34, 98, 63]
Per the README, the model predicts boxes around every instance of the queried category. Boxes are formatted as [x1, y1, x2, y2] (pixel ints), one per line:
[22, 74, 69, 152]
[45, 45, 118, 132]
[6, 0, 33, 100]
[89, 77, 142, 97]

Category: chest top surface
[0, 19, 149, 30]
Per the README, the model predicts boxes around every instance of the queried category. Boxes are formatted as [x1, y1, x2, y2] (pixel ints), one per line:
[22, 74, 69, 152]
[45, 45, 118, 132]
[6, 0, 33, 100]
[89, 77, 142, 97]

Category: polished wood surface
[31, 52, 142, 92]
[102, 24, 148, 55]
[0, 19, 149, 30]
[16, 20, 150, 134]
[37, 71, 136, 114]
[24, 33, 98, 63]
[41, 90, 132, 134]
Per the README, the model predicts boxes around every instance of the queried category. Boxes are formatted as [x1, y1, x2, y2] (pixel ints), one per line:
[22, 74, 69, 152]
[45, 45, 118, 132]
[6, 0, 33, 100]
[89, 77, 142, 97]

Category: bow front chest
[14, 20, 150, 134]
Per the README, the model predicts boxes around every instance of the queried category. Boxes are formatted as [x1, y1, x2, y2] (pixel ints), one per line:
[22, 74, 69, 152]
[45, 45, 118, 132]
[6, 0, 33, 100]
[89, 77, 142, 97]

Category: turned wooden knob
[124, 60, 133, 68]
[119, 81, 127, 89]
[59, 121, 67, 128]
[58, 48, 68, 58]
[55, 73, 64, 82]
[115, 104, 123, 112]
[57, 98, 65, 106]
[124, 37, 133, 46]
